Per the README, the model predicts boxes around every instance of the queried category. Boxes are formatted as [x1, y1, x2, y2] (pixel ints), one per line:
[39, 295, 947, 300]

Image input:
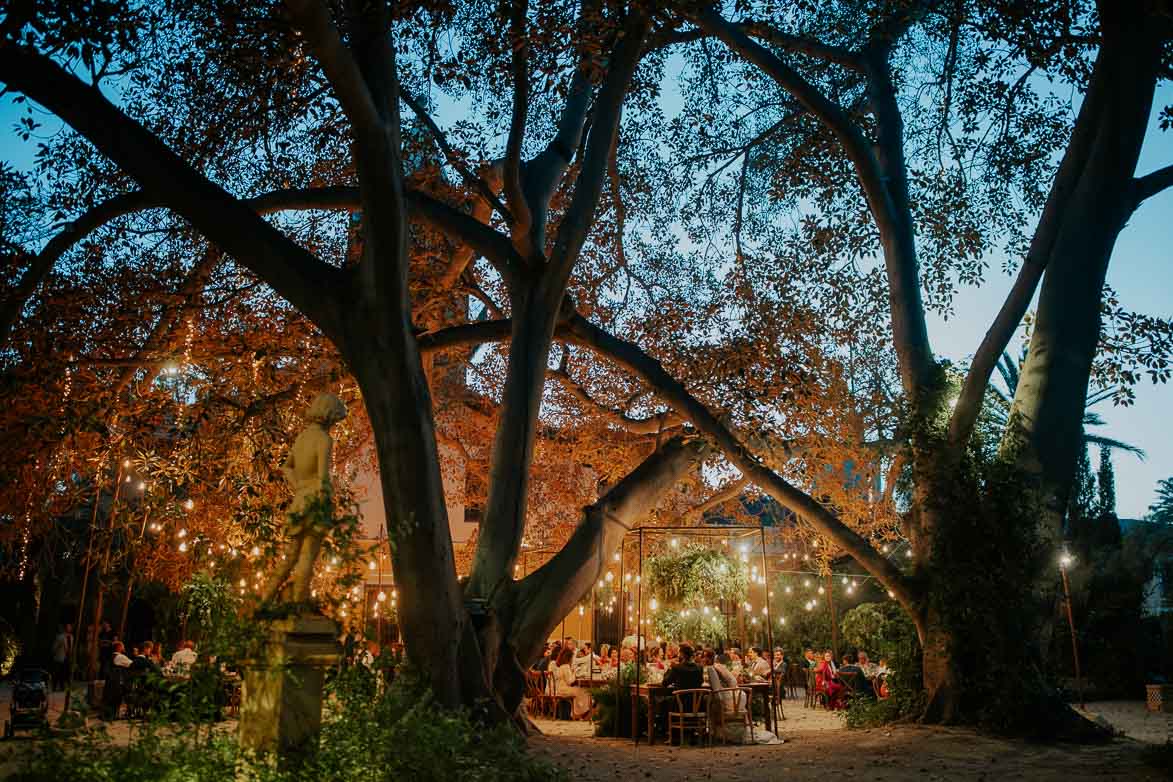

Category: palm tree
[987, 350, 1146, 460]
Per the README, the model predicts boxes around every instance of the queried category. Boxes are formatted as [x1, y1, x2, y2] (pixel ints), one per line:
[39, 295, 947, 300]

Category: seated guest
[148, 641, 164, 668]
[662, 643, 704, 690]
[815, 649, 846, 709]
[658, 644, 705, 739]
[130, 641, 161, 675]
[536, 641, 561, 672]
[747, 646, 771, 679]
[857, 651, 878, 678]
[772, 648, 787, 675]
[839, 653, 875, 699]
[171, 640, 197, 668]
[801, 648, 817, 668]
[703, 650, 782, 745]
[608, 648, 620, 670]
[619, 646, 635, 664]
[726, 648, 741, 672]
[548, 647, 591, 719]
[572, 645, 594, 678]
[666, 643, 679, 664]
[112, 642, 133, 669]
[647, 646, 667, 671]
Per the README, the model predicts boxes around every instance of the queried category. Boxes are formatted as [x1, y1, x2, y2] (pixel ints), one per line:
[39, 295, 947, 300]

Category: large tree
[666, 0, 1173, 725]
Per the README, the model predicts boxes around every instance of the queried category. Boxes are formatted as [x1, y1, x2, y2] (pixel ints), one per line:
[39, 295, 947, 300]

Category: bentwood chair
[709, 687, 754, 745]
[524, 670, 550, 718]
[667, 688, 710, 747]
[769, 676, 786, 723]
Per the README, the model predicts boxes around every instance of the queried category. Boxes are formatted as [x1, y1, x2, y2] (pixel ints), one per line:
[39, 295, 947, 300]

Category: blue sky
[3, 74, 1170, 519]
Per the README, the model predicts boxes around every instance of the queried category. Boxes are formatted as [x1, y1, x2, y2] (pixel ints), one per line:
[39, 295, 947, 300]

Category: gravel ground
[528, 701, 1171, 782]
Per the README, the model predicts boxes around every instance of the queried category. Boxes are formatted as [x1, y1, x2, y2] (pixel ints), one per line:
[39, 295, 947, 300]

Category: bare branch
[1133, 162, 1173, 206]
[399, 87, 513, 223]
[549, 367, 682, 434]
[742, 23, 866, 70]
[503, 0, 533, 243]
[284, 0, 382, 140]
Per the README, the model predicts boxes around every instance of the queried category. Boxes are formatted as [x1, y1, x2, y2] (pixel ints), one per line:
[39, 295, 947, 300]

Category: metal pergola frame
[611, 524, 779, 746]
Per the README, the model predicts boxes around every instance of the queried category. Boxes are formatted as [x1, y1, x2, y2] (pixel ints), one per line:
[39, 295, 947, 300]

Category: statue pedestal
[239, 614, 340, 756]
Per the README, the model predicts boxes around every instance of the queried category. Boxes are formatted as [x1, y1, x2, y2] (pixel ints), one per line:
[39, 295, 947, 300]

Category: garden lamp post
[1059, 551, 1084, 710]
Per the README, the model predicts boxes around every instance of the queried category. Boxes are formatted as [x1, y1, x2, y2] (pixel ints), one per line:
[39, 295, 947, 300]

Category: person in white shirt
[170, 640, 198, 672]
[111, 642, 132, 669]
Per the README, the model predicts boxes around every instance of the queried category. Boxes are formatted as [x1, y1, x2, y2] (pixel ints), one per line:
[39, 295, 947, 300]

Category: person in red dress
[815, 649, 847, 709]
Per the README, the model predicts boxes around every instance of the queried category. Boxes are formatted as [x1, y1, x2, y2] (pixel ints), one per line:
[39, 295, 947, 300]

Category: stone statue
[261, 392, 348, 603]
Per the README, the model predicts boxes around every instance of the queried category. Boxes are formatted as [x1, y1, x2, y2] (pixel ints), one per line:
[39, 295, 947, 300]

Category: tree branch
[742, 23, 866, 70]
[547, 11, 651, 286]
[284, 0, 382, 142]
[550, 366, 682, 434]
[561, 312, 920, 614]
[513, 436, 708, 661]
[503, 0, 533, 243]
[405, 190, 524, 283]
[398, 87, 512, 223]
[684, 477, 748, 520]
[417, 313, 921, 615]
[0, 43, 345, 339]
[1133, 162, 1173, 206]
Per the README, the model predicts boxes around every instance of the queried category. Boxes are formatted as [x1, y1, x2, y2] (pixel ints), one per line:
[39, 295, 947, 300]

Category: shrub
[11, 670, 566, 782]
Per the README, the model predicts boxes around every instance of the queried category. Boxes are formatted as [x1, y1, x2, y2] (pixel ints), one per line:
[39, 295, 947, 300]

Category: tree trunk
[1004, 0, 1163, 662]
[489, 437, 709, 717]
[347, 339, 473, 709]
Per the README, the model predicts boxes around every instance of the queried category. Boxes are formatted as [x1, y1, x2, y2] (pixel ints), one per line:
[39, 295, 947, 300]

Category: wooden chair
[525, 670, 552, 718]
[769, 676, 786, 723]
[805, 668, 828, 709]
[839, 670, 859, 699]
[786, 663, 802, 699]
[223, 679, 242, 718]
[667, 688, 710, 747]
[709, 687, 753, 745]
[546, 671, 576, 720]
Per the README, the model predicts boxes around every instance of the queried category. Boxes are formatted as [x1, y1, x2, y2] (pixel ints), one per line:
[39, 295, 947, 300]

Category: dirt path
[528, 708, 1169, 782]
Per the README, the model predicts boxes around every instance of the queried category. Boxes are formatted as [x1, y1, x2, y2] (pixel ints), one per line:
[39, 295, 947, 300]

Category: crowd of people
[801, 647, 891, 709]
[46, 620, 214, 693]
[530, 636, 891, 724]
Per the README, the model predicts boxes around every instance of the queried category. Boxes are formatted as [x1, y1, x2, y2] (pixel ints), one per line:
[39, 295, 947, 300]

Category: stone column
[239, 614, 340, 757]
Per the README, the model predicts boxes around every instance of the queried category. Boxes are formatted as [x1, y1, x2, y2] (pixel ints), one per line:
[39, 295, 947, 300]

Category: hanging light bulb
[817, 586, 825, 595]
[184, 499, 194, 510]
[368, 560, 376, 571]
[178, 528, 187, 538]
[250, 546, 260, 557]
[377, 591, 386, 602]
[649, 597, 658, 610]
[178, 542, 188, 553]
